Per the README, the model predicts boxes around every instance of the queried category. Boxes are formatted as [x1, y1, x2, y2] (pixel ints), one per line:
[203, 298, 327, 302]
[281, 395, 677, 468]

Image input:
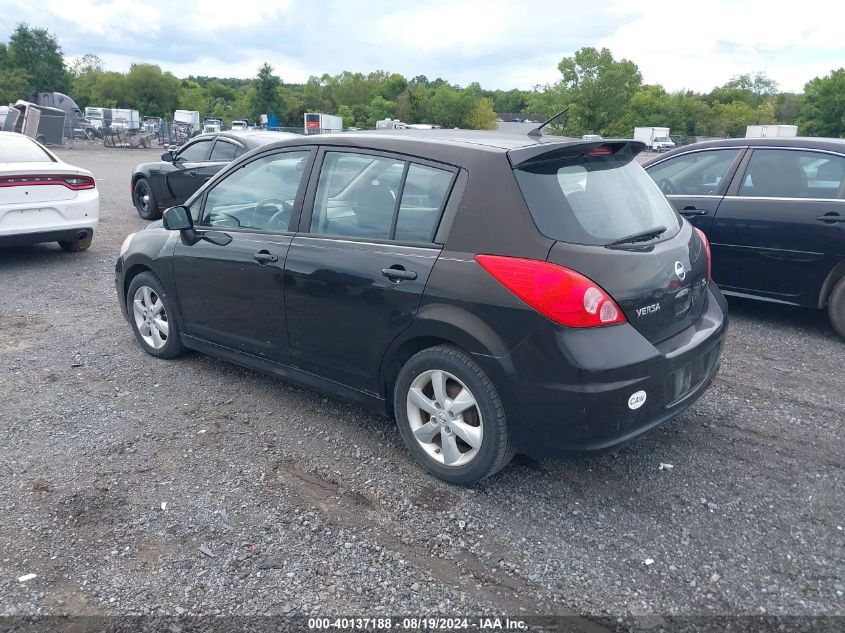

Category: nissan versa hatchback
[115, 131, 728, 484]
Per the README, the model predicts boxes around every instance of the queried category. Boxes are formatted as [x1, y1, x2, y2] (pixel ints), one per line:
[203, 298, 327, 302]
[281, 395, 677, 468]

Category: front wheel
[126, 272, 184, 359]
[393, 345, 514, 484]
[828, 276, 845, 340]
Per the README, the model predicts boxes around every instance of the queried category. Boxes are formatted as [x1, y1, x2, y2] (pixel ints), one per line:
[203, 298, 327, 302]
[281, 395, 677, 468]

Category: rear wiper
[605, 225, 667, 247]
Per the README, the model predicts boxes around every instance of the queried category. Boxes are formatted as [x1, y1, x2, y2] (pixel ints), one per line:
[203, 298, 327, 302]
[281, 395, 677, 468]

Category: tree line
[1, 23, 843, 137]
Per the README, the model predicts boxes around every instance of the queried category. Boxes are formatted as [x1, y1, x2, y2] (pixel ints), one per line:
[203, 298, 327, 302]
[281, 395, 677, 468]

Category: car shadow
[724, 294, 837, 338]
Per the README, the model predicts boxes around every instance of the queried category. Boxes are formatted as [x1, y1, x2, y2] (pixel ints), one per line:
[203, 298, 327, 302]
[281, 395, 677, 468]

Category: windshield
[0, 134, 55, 162]
[514, 154, 680, 246]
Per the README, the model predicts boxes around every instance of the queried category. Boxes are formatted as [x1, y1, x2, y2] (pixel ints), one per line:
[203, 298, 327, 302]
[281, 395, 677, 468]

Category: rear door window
[209, 140, 239, 161]
[394, 164, 453, 242]
[647, 149, 742, 196]
[309, 151, 454, 243]
[514, 155, 680, 246]
[738, 149, 845, 199]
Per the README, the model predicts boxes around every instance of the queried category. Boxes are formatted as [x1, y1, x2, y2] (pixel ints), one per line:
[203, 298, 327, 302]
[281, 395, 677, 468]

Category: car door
[284, 148, 457, 394]
[166, 138, 215, 203]
[709, 147, 845, 303]
[172, 147, 315, 360]
[646, 147, 746, 233]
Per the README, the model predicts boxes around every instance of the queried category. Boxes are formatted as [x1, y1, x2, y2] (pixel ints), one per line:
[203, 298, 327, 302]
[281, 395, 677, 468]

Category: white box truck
[376, 118, 408, 130]
[634, 127, 675, 152]
[745, 124, 798, 138]
[304, 112, 343, 134]
[174, 110, 200, 133]
[110, 108, 140, 131]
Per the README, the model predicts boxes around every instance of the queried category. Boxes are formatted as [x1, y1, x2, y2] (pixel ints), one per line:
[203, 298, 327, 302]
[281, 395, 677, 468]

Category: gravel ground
[0, 147, 842, 626]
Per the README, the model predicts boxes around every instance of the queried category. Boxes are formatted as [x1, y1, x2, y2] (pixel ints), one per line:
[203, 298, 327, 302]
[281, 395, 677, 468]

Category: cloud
[2, 0, 844, 92]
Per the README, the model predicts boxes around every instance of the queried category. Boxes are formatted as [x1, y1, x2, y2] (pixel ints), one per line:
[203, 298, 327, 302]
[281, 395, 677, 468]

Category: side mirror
[161, 151, 175, 162]
[162, 205, 192, 231]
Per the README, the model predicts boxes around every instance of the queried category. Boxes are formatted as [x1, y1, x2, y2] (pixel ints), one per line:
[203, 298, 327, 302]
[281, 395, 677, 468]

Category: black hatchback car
[116, 131, 728, 483]
[130, 130, 296, 220]
[643, 137, 845, 339]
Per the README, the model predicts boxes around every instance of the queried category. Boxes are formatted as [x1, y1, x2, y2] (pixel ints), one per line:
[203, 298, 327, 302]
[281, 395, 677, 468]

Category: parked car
[0, 131, 99, 251]
[130, 131, 296, 220]
[643, 137, 845, 338]
[116, 131, 727, 483]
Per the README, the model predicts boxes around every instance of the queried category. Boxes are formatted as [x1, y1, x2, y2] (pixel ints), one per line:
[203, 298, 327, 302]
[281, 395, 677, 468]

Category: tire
[133, 178, 161, 220]
[58, 232, 93, 252]
[85, 129, 96, 141]
[393, 345, 515, 484]
[828, 276, 845, 340]
[126, 271, 184, 359]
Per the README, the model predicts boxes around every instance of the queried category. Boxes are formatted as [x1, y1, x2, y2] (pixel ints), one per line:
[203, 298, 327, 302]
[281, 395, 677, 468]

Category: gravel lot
[0, 147, 843, 626]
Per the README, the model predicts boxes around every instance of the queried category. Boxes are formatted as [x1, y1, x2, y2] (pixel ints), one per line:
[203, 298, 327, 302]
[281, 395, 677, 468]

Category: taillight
[585, 145, 613, 156]
[475, 254, 626, 328]
[694, 227, 711, 281]
[0, 174, 95, 191]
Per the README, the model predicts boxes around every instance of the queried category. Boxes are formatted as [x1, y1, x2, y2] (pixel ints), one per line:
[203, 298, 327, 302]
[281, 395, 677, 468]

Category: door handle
[254, 250, 278, 264]
[382, 267, 418, 281]
[680, 207, 708, 216]
[816, 212, 845, 223]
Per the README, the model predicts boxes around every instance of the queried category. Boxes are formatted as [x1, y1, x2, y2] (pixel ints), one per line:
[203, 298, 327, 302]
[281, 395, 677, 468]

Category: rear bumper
[0, 227, 94, 247]
[0, 191, 99, 241]
[476, 283, 729, 457]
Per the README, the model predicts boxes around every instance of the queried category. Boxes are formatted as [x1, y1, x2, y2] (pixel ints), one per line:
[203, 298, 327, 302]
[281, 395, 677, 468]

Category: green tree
[555, 47, 642, 136]
[797, 69, 845, 137]
[337, 104, 355, 128]
[124, 64, 181, 116]
[465, 97, 497, 129]
[710, 72, 778, 108]
[366, 95, 395, 126]
[6, 23, 71, 94]
[0, 42, 32, 103]
[250, 63, 285, 121]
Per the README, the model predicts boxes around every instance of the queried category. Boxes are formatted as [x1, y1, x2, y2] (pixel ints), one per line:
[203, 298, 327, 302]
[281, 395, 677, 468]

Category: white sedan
[0, 131, 99, 251]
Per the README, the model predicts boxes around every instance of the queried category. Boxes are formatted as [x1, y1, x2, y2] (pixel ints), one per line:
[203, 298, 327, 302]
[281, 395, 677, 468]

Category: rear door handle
[382, 267, 418, 281]
[254, 251, 278, 264]
[680, 207, 708, 216]
[816, 212, 845, 223]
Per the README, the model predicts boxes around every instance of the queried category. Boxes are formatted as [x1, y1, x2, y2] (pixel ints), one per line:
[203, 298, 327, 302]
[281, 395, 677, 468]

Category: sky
[2, 0, 844, 93]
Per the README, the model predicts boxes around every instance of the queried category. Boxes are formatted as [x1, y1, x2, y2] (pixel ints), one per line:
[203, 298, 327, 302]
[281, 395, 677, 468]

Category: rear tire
[126, 272, 184, 359]
[133, 178, 161, 220]
[58, 232, 93, 252]
[828, 277, 845, 340]
[393, 345, 514, 484]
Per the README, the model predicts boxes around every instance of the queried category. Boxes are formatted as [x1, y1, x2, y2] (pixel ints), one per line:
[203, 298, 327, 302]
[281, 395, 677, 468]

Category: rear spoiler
[507, 140, 647, 168]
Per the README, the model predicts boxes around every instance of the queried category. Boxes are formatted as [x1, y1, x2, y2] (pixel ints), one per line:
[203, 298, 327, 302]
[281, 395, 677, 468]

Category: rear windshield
[0, 134, 55, 163]
[514, 155, 680, 245]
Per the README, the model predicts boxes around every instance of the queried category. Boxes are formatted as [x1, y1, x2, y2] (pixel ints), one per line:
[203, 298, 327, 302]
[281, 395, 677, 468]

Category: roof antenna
[527, 106, 569, 137]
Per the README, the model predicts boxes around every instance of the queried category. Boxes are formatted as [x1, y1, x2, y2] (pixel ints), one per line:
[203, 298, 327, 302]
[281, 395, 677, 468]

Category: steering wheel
[253, 198, 293, 229]
[659, 179, 678, 195]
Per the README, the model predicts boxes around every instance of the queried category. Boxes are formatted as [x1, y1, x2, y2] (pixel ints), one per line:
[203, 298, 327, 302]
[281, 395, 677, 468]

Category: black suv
[116, 131, 728, 484]
[643, 137, 845, 338]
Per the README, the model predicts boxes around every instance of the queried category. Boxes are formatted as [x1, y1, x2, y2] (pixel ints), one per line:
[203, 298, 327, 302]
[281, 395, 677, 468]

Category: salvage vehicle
[116, 130, 727, 483]
[0, 131, 99, 251]
[130, 130, 296, 220]
[643, 137, 845, 339]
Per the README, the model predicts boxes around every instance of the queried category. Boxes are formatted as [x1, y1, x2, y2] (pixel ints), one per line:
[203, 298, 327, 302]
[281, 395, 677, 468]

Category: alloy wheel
[132, 285, 169, 349]
[135, 182, 151, 215]
[406, 369, 483, 467]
